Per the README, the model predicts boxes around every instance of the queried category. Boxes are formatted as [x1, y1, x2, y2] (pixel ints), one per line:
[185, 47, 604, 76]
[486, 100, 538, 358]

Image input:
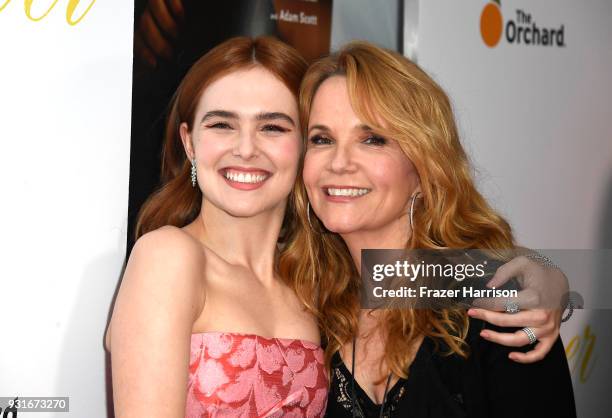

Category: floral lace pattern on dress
[186, 332, 328, 418]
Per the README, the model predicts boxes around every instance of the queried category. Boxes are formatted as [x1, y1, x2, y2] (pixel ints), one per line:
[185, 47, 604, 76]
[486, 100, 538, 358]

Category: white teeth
[224, 170, 268, 184]
[327, 188, 370, 197]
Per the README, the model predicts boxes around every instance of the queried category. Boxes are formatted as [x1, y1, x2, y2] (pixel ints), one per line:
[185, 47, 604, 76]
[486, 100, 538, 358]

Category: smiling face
[180, 66, 301, 217]
[303, 76, 420, 236]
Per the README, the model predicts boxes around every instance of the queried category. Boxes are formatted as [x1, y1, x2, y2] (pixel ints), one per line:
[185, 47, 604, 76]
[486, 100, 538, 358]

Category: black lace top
[324, 319, 576, 418]
[328, 351, 409, 417]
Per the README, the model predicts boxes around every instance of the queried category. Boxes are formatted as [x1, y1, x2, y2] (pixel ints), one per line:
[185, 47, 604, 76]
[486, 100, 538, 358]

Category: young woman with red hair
[106, 37, 328, 417]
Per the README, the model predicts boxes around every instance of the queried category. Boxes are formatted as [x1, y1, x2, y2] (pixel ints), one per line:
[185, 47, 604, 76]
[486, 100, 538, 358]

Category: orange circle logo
[480, 1, 503, 47]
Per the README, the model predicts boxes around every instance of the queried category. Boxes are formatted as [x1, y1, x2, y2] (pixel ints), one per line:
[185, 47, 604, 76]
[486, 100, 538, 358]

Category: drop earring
[409, 191, 421, 231]
[191, 158, 197, 187]
[307, 202, 313, 229]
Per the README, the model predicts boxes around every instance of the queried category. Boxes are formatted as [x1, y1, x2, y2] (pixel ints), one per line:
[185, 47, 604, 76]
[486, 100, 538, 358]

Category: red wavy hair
[135, 36, 308, 240]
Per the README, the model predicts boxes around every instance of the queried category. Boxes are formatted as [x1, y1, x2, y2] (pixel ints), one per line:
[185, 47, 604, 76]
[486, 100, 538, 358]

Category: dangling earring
[191, 158, 197, 187]
[409, 191, 421, 231]
[307, 202, 314, 229]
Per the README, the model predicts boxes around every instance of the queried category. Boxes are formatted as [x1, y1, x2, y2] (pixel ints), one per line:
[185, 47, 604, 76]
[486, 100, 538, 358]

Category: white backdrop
[0, 1, 133, 417]
[410, 0, 612, 416]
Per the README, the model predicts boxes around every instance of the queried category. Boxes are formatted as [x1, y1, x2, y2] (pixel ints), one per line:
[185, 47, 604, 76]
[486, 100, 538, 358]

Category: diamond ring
[522, 327, 537, 344]
[504, 300, 520, 314]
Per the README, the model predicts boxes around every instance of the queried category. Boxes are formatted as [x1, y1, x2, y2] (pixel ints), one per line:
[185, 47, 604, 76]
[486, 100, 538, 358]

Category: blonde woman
[280, 41, 575, 417]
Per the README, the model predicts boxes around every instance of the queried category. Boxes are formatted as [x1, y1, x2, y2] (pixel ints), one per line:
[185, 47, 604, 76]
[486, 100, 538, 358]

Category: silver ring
[504, 300, 520, 314]
[522, 327, 537, 344]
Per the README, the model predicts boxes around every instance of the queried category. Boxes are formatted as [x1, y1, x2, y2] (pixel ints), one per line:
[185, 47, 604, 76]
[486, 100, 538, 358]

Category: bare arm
[108, 226, 204, 418]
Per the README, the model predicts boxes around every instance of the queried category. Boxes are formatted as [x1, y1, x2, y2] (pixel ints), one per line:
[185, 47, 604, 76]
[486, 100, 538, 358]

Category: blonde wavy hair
[278, 41, 516, 381]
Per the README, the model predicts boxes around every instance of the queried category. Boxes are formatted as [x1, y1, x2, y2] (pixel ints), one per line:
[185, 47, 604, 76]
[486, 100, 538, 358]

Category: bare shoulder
[137, 224, 206, 263]
[125, 225, 205, 301]
[106, 225, 206, 416]
[104, 225, 205, 351]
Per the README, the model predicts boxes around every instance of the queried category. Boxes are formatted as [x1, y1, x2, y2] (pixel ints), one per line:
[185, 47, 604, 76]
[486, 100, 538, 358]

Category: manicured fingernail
[468, 309, 477, 316]
[508, 353, 516, 360]
[480, 330, 489, 338]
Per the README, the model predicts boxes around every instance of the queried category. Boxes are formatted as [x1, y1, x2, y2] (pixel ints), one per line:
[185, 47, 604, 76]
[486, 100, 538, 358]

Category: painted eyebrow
[200, 110, 239, 123]
[200, 110, 295, 126]
[308, 124, 330, 134]
[255, 112, 295, 127]
[308, 123, 373, 134]
[357, 124, 374, 132]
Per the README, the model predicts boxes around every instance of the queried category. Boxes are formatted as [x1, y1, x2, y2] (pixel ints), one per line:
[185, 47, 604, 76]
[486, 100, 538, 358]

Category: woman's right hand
[468, 254, 569, 363]
[108, 226, 204, 417]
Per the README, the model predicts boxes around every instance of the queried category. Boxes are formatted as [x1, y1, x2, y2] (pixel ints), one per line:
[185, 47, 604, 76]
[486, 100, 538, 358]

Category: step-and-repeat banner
[411, 1, 612, 416]
[1, 1, 610, 417]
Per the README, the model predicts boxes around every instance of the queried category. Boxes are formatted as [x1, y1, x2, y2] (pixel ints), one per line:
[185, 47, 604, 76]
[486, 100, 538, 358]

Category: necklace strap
[350, 337, 393, 418]
[379, 373, 392, 418]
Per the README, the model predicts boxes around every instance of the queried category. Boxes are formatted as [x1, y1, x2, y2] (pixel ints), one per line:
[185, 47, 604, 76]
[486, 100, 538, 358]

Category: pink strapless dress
[186, 332, 328, 417]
